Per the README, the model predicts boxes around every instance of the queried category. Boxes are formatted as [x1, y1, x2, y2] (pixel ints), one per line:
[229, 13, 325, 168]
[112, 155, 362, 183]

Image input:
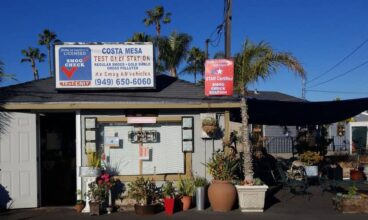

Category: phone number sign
[55, 43, 155, 89]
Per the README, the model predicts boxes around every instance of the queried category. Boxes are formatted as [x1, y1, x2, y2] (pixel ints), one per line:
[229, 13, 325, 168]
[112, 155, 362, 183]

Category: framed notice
[182, 117, 194, 152]
[55, 42, 155, 90]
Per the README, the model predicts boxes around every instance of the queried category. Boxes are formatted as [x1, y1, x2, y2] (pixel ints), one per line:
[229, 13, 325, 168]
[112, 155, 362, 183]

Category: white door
[0, 112, 37, 208]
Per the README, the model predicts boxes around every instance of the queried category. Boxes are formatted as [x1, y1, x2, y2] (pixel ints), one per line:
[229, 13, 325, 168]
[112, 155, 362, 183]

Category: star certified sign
[204, 59, 234, 96]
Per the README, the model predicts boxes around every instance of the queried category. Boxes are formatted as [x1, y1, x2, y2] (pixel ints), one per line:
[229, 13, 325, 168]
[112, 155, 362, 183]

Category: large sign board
[55, 43, 154, 89]
[205, 59, 234, 96]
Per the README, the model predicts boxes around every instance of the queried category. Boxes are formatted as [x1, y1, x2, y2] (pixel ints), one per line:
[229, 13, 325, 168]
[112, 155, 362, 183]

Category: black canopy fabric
[247, 97, 368, 125]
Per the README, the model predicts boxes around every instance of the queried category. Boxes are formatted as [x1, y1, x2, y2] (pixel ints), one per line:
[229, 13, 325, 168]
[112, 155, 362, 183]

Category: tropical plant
[177, 177, 195, 196]
[20, 47, 46, 80]
[299, 151, 323, 166]
[127, 32, 152, 42]
[0, 60, 16, 83]
[157, 32, 192, 77]
[87, 152, 101, 168]
[181, 47, 205, 83]
[193, 176, 208, 187]
[161, 180, 176, 198]
[38, 29, 61, 77]
[205, 150, 239, 181]
[234, 38, 305, 184]
[127, 177, 159, 205]
[143, 5, 171, 37]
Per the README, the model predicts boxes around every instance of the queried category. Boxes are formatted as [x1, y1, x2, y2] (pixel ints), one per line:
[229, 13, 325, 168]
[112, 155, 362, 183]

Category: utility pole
[302, 77, 306, 100]
[205, 39, 210, 59]
[224, 0, 232, 59]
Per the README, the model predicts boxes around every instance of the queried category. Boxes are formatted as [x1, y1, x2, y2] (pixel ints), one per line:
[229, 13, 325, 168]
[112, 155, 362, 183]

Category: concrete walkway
[1, 186, 366, 220]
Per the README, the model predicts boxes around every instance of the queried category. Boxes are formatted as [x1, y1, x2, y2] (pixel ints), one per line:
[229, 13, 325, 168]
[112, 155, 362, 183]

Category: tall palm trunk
[156, 23, 161, 66]
[240, 87, 253, 182]
[31, 60, 38, 80]
[170, 67, 177, 77]
[194, 66, 197, 84]
[47, 45, 52, 77]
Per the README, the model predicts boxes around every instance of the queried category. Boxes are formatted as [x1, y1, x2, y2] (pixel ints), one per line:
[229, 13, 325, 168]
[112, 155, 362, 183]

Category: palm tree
[38, 29, 61, 77]
[157, 32, 192, 77]
[181, 47, 205, 83]
[143, 5, 171, 37]
[127, 32, 152, 42]
[0, 60, 16, 83]
[234, 39, 305, 183]
[21, 47, 46, 80]
[143, 5, 171, 65]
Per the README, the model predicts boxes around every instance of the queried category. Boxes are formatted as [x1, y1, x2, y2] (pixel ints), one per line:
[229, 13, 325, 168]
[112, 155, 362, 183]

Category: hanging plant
[202, 117, 217, 135]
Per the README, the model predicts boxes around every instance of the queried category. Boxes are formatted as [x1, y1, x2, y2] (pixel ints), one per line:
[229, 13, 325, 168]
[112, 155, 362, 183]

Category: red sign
[138, 144, 150, 160]
[205, 59, 234, 96]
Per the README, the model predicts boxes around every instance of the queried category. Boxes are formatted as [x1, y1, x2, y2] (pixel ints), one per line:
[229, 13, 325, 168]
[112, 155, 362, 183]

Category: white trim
[76, 111, 82, 195]
[349, 121, 368, 154]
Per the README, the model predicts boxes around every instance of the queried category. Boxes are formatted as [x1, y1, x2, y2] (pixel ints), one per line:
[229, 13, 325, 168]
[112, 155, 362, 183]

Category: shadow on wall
[0, 110, 12, 135]
[0, 184, 12, 211]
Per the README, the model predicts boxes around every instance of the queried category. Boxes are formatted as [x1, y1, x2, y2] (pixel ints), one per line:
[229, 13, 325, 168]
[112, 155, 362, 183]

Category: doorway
[350, 122, 368, 155]
[40, 113, 76, 206]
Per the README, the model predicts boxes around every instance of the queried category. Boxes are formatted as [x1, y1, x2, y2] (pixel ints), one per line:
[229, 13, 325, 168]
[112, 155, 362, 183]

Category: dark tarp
[246, 97, 368, 125]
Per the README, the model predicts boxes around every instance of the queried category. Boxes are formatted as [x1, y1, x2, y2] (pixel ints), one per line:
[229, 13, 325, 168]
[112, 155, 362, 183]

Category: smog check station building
[0, 43, 238, 208]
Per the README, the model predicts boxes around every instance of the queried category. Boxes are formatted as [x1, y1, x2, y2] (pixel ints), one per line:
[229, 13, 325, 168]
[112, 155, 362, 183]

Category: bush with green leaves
[161, 180, 176, 198]
[127, 177, 159, 205]
[177, 177, 195, 196]
[204, 150, 239, 181]
[193, 176, 208, 187]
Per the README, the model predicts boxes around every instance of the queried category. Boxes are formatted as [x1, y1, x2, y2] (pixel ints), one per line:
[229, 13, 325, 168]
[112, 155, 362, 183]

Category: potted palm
[205, 150, 238, 212]
[299, 151, 323, 177]
[177, 177, 195, 211]
[234, 38, 305, 212]
[127, 177, 160, 215]
[161, 180, 176, 215]
[194, 176, 208, 211]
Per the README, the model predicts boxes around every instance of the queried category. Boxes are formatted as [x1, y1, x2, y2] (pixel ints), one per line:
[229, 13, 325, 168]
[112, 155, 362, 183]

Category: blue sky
[1, 0, 368, 101]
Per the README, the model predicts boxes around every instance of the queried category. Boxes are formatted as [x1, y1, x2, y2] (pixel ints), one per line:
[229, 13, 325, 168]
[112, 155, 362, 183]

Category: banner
[54, 43, 154, 89]
[204, 59, 234, 96]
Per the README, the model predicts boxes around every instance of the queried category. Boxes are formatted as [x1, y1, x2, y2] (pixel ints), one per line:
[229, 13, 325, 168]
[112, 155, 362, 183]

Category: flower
[87, 171, 116, 203]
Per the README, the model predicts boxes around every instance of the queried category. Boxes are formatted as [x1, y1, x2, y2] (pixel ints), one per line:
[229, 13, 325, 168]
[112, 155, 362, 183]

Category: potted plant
[205, 150, 238, 212]
[299, 151, 323, 177]
[332, 186, 368, 213]
[202, 117, 217, 136]
[80, 152, 102, 177]
[75, 189, 85, 213]
[86, 172, 115, 215]
[127, 177, 160, 215]
[161, 180, 176, 215]
[177, 177, 195, 211]
[194, 176, 208, 211]
[235, 178, 268, 212]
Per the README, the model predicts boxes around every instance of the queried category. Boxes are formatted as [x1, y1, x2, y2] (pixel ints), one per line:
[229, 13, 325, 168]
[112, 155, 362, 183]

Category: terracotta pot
[208, 180, 236, 212]
[134, 204, 158, 215]
[164, 198, 175, 215]
[181, 196, 192, 211]
[350, 170, 365, 181]
[75, 203, 85, 213]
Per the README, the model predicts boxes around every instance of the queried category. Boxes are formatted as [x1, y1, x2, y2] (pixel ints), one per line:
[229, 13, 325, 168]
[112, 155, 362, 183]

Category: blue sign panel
[58, 47, 92, 81]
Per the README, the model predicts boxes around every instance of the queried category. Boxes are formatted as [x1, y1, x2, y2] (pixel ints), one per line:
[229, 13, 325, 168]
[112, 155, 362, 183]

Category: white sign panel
[55, 43, 155, 89]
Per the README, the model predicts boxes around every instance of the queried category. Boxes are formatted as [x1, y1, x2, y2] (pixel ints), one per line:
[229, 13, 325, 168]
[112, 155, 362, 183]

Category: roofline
[2, 102, 241, 110]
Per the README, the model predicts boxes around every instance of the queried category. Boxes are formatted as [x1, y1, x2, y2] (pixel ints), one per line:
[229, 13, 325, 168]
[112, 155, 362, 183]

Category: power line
[307, 38, 368, 84]
[307, 59, 368, 88]
[306, 89, 368, 94]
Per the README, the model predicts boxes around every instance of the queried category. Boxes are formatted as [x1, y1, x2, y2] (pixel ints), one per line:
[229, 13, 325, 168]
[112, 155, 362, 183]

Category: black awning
[247, 97, 368, 125]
